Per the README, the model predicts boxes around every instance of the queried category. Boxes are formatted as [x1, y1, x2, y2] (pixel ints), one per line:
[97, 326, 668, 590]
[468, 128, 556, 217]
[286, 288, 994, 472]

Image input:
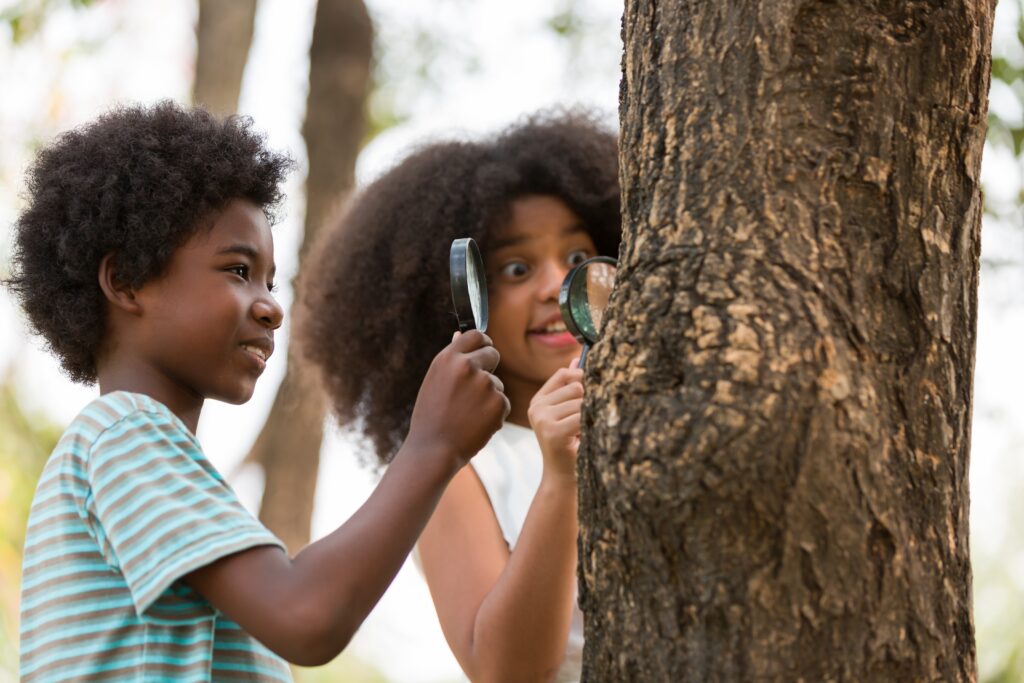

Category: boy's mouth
[241, 344, 269, 362]
[240, 339, 273, 369]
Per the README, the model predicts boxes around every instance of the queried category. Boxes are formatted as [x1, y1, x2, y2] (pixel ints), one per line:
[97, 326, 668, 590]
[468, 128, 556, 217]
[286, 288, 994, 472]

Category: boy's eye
[268, 281, 278, 293]
[499, 261, 530, 279]
[227, 265, 249, 280]
[567, 249, 591, 267]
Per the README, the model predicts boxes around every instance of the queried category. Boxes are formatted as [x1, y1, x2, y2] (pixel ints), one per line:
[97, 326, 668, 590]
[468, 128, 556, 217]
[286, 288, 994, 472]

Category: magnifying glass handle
[578, 344, 591, 369]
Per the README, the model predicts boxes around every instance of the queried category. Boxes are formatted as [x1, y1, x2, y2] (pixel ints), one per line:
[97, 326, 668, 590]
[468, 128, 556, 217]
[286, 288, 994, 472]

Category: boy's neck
[97, 355, 204, 434]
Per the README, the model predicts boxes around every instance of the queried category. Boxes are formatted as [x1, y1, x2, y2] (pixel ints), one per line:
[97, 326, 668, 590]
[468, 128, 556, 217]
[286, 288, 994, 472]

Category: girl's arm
[418, 365, 583, 683]
[184, 331, 509, 666]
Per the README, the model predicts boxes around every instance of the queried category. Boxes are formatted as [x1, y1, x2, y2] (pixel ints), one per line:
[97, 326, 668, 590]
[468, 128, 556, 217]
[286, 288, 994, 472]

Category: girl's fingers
[553, 412, 581, 434]
[535, 381, 584, 406]
[541, 414, 581, 445]
[542, 398, 583, 423]
[539, 367, 584, 394]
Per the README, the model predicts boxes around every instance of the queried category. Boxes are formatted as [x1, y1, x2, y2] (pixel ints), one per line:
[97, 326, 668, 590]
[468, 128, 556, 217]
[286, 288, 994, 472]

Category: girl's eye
[227, 265, 249, 280]
[567, 249, 591, 267]
[499, 261, 530, 279]
[268, 282, 278, 293]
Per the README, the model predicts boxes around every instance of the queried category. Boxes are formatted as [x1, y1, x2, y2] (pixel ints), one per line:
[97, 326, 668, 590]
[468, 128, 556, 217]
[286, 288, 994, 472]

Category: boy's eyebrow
[490, 223, 587, 251]
[217, 244, 277, 277]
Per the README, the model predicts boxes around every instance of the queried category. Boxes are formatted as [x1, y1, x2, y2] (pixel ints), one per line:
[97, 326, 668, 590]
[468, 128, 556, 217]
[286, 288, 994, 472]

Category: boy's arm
[185, 331, 508, 666]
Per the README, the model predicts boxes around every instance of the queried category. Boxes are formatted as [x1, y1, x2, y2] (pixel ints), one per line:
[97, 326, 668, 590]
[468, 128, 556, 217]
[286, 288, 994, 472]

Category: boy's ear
[98, 253, 143, 315]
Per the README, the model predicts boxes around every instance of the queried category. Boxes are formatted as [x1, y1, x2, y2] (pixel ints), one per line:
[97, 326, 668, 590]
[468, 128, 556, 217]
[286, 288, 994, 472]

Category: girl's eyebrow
[490, 223, 587, 251]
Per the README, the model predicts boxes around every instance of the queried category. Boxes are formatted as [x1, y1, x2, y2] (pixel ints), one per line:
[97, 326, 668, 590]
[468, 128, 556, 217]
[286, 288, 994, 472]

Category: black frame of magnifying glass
[558, 255, 616, 365]
[450, 237, 489, 333]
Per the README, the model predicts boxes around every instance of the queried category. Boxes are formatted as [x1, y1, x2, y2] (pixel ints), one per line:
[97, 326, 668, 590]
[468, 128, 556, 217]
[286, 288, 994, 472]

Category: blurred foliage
[988, 1, 1024, 153]
[363, 0, 476, 146]
[986, 0, 1024, 222]
[0, 375, 61, 679]
[0, 0, 95, 43]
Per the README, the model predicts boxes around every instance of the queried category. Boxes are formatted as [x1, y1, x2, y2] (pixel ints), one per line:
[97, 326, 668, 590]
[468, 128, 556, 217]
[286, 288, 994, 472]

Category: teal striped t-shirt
[19, 391, 292, 682]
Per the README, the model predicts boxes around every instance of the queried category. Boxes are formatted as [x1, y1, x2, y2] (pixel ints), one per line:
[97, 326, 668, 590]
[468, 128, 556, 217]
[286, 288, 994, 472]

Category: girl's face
[486, 194, 598, 406]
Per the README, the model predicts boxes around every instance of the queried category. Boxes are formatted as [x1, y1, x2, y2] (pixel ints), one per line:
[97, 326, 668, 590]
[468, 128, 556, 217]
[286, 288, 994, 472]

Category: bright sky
[0, 1, 1021, 681]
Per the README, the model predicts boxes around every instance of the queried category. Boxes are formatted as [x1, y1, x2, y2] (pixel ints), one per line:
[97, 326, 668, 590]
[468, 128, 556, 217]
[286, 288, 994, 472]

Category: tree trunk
[192, 0, 258, 116]
[249, 0, 372, 553]
[578, 2, 995, 681]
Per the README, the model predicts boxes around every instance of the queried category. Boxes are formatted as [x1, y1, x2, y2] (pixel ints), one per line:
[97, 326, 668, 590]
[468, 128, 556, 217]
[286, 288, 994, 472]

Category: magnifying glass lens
[558, 256, 616, 368]
[568, 261, 615, 342]
[467, 254, 483, 326]
[450, 238, 489, 333]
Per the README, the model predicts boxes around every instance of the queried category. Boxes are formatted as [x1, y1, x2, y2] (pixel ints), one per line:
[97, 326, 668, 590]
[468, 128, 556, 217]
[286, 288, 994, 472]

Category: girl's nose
[537, 261, 568, 301]
[253, 295, 285, 330]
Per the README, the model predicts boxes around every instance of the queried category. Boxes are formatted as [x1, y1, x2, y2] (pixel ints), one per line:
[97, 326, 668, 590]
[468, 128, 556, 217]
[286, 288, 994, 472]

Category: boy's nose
[253, 296, 285, 329]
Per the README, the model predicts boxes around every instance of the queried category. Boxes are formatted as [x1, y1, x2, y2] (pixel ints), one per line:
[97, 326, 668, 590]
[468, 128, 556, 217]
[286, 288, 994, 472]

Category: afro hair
[4, 100, 292, 384]
[297, 110, 620, 465]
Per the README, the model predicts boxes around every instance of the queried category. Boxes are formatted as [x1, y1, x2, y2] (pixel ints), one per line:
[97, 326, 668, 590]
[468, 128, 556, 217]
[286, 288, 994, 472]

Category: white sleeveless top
[469, 422, 584, 683]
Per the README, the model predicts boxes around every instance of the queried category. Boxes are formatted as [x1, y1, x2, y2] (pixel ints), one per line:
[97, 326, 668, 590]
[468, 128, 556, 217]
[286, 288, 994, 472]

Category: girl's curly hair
[297, 111, 621, 465]
[4, 101, 292, 384]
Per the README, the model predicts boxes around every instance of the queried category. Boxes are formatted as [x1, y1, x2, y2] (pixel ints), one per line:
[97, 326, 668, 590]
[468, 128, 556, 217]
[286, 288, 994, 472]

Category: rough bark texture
[578, 1, 995, 681]
[249, 0, 372, 553]
[192, 0, 258, 116]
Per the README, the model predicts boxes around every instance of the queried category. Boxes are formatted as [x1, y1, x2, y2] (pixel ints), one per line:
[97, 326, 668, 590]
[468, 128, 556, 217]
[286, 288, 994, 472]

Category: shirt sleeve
[85, 408, 285, 617]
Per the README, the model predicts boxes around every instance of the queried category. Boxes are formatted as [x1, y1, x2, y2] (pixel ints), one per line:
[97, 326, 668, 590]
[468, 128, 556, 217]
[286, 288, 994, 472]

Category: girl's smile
[527, 314, 577, 348]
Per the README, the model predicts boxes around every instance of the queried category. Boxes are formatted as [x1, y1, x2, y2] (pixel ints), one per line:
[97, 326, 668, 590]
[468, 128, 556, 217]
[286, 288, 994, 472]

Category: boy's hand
[528, 359, 584, 483]
[407, 330, 510, 469]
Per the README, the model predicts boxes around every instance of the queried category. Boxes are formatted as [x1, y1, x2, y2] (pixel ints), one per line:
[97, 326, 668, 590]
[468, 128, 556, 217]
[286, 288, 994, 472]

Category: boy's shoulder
[76, 390, 183, 429]
[64, 391, 194, 448]
[48, 391, 203, 481]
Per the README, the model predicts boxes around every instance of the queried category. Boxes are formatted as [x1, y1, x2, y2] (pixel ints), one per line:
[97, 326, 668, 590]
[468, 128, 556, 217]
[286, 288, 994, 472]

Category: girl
[298, 112, 620, 682]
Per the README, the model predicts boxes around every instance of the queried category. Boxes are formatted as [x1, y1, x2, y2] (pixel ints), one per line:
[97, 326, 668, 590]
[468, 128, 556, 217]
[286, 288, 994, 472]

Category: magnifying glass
[450, 237, 489, 333]
[559, 256, 617, 367]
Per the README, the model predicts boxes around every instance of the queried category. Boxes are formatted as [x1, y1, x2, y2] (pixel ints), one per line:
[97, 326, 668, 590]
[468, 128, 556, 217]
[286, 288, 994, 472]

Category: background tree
[192, 0, 258, 116]
[578, 2, 995, 681]
[190, 0, 373, 553]
[245, 0, 373, 552]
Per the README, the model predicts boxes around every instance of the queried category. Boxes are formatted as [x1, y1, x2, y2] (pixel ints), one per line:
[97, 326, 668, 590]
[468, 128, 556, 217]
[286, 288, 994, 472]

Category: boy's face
[486, 195, 597, 403]
[132, 199, 283, 405]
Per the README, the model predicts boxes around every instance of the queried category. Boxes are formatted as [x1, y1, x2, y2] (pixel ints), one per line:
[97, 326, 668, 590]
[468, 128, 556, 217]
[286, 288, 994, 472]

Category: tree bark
[578, 2, 995, 681]
[249, 0, 372, 553]
[192, 0, 258, 116]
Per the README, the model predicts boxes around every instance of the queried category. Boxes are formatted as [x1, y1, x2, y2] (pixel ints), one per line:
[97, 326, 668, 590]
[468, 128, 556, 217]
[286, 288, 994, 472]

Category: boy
[6, 101, 509, 681]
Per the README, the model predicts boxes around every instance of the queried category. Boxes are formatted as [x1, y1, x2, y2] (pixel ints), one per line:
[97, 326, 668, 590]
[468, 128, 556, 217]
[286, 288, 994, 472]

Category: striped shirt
[19, 391, 292, 682]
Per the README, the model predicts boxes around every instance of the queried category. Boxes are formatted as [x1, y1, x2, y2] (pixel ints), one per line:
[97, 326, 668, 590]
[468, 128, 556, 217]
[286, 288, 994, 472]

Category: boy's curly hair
[4, 100, 292, 384]
[297, 111, 621, 465]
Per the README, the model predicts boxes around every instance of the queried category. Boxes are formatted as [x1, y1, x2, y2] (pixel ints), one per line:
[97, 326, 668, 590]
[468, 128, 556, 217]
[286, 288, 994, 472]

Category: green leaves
[2, 0, 96, 44]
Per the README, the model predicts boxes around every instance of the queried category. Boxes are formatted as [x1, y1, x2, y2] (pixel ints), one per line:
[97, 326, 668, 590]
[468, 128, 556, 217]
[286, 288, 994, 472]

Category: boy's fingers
[466, 345, 500, 373]
[453, 329, 493, 352]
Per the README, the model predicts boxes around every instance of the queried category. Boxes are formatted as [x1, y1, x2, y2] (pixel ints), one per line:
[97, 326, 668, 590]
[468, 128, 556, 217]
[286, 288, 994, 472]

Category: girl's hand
[527, 358, 584, 483]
